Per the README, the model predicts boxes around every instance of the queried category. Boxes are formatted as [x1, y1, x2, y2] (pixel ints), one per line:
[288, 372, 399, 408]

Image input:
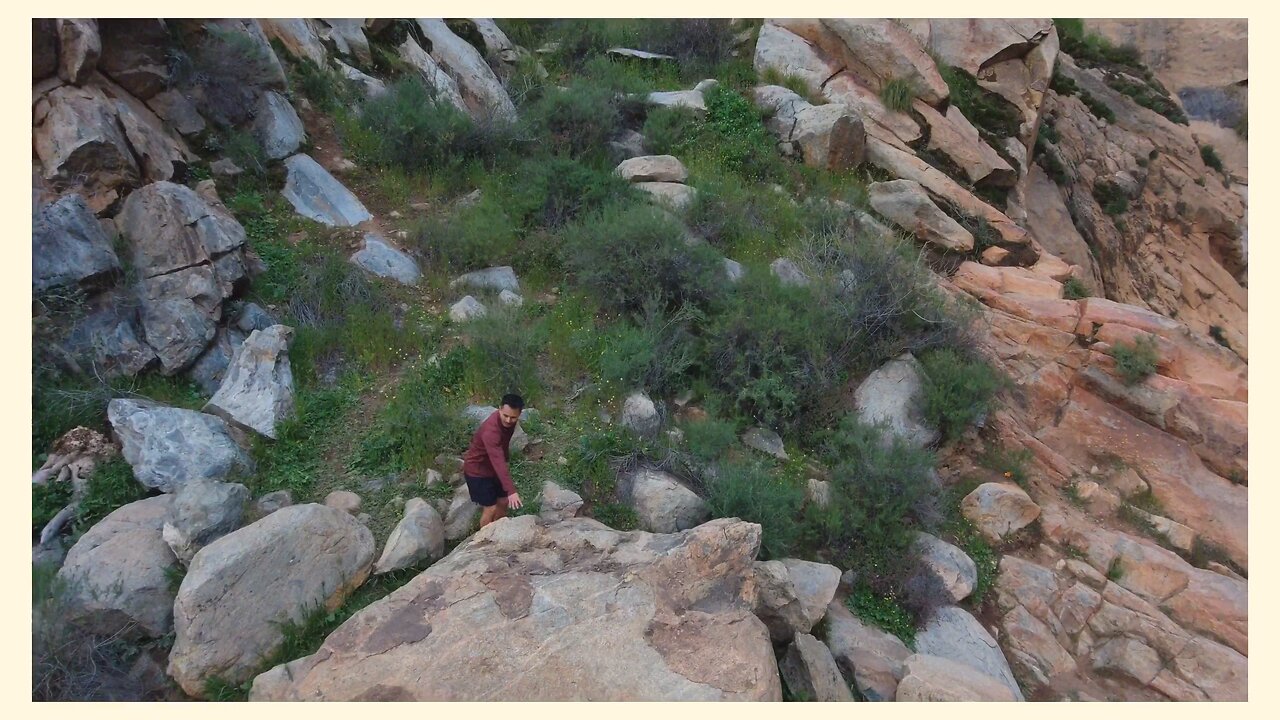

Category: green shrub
[344, 77, 515, 176]
[560, 201, 726, 317]
[522, 79, 623, 158]
[74, 458, 150, 533]
[250, 381, 359, 495]
[1063, 277, 1091, 300]
[937, 66, 1021, 138]
[846, 585, 916, 647]
[879, 77, 915, 113]
[696, 85, 786, 182]
[176, 24, 281, 129]
[1079, 89, 1116, 124]
[814, 415, 940, 594]
[1109, 334, 1160, 385]
[501, 155, 633, 230]
[590, 502, 641, 531]
[291, 57, 358, 113]
[587, 301, 701, 398]
[1200, 144, 1225, 173]
[704, 457, 806, 559]
[1092, 179, 1129, 216]
[1049, 70, 1080, 97]
[1106, 72, 1187, 125]
[642, 106, 702, 155]
[917, 348, 1003, 443]
[409, 198, 519, 274]
[1209, 325, 1232, 350]
[464, 304, 548, 399]
[682, 416, 741, 462]
[1035, 137, 1069, 185]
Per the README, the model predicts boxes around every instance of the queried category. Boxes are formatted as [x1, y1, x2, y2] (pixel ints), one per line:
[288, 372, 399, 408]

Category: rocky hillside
[32, 18, 1244, 701]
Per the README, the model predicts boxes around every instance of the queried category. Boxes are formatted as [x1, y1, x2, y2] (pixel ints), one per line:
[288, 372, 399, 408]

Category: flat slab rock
[351, 234, 420, 285]
[250, 517, 781, 700]
[108, 399, 254, 493]
[281, 154, 372, 227]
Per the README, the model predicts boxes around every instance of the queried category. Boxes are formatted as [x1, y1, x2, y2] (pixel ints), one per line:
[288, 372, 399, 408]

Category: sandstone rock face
[820, 19, 949, 104]
[754, 85, 867, 171]
[1085, 20, 1247, 95]
[33, 84, 140, 210]
[250, 517, 781, 701]
[108, 399, 254, 493]
[617, 468, 708, 534]
[168, 504, 376, 697]
[1022, 165, 1102, 292]
[822, 600, 910, 701]
[146, 88, 206, 137]
[961, 483, 1041, 542]
[614, 155, 689, 183]
[33, 194, 120, 292]
[204, 325, 295, 439]
[57, 495, 178, 639]
[853, 353, 939, 448]
[916, 102, 1016, 187]
[161, 479, 250, 565]
[282, 154, 372, 227]
[753, 559, 841, 643]
[914, 606, 1024, 700]
[252, 91, 306, 160]
[415, 19, 517, 122]
[780, 633, 854, 701]
[350, 234, 421, 285]
[896, 654, 1019, 701]
[868, 179, 974, 252]
[317, 19, 372, 66]
[374, 498, 445, 574]
[258, 19, 327, 65]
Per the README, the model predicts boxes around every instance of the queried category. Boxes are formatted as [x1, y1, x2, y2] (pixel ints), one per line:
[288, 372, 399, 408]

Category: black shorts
[465, 474, 503, 507]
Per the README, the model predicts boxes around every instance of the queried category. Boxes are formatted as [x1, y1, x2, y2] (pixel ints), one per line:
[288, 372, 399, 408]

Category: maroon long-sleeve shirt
[461, 411, 517, 495]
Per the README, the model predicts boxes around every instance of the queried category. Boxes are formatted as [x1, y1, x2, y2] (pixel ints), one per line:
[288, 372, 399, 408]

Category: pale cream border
[3, 2, 1270, 715]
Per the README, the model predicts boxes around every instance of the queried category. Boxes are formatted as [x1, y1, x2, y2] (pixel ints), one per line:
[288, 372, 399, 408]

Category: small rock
[450, 296, 487, 322]
[694, 79, 719, 94]
[961, 483, 1041, 542]
[907, 532, 978, 605]
[449, 265, 519, 293]
[210, 158, 243, 177]
[373, 498, 445, 574]
[618, 467, 708, 533]
[443, 484, 480, 541]
[896, 654, 1018, 701]
[620, 391, 661, 437]
[324, 490, 362, 515]
[805, 478, 831, 508]
[614, 155, 689, 183]
[981, 246, 1010, 266]
[634, 181, 697, 211]
[256, 490, 293, 516]
[499, 289, 524, 307]
[723, 258, 745, 283]
[770, 258, 810, 287]
[780, 633, 854, 701]
[537, 481, 584, 523]
[426, 469, 444, 486]
[742, 426, 788, 460]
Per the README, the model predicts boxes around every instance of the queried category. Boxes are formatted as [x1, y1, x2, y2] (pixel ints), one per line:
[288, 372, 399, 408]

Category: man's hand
[507, 492, 523, 510]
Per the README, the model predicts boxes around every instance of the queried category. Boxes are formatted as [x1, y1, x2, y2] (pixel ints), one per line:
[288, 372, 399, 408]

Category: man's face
[498, 405, 522, 429]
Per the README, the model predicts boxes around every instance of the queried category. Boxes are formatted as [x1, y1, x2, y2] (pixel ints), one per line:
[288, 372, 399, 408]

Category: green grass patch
[1109, 334, 1160, 385]
[1091, 179, 1129, 217]
[1063, 277, 1091, 300]
[846, 586, 916, 647]
[938, 65, 1021, 138]
[878, 77, 915, 113]
[1200, 144, 1225, 174]
[250, 379, 362, 497]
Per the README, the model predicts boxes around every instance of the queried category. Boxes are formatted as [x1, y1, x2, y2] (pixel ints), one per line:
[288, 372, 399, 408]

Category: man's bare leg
[479, 504, 498, 528]
[493, 497, 509, 521]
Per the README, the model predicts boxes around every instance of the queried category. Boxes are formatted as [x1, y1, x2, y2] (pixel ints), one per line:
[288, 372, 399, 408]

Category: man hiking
[462, 393, 524, 528]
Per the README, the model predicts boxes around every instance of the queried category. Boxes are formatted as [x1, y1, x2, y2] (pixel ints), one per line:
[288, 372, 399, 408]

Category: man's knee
[495, 496, 509, 508]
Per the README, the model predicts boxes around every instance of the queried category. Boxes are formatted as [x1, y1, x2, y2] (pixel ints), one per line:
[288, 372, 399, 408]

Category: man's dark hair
[500, 393, 525, 410]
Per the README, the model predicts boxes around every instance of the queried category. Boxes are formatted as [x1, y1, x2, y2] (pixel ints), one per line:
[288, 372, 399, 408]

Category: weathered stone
[204, 325, 294, 439]
[647, 89, 707, 117]
[896, 654, 1019, 701]
[608, 47, 676, 61]
[117, 180, 247, 279]
[780, 633, 854, 701]
[32, 193, 120, 292]
[373, 498, 445, 574]
[618, 467, 708, 533]
[317, 19, 372, 65]
[634, 181, 698, 211]
[620, 391, 661, 437]
[146, 88, 206, 136]
[614, 155, 689, 183]
[754, 559, 842, 643]
[1000, 604, 1077, 689]
[57, 495, 177, 639]
[351, 234, 421, 286]
[249, 517, 779, 700]
[335, 60, 387, 99]
[806, 478, 831, 508]
[397, 36, 469, 116]
[258, 19, 327, 65]
[853, 352, 939, 449]
[820, 19, 949, 104]
[107, 78, 194, 184]
[61, 294, 157, 377]
[916, 102, 1016, 186]
[499, 289, 523, 307]
[770, 258, 811, 287]
[256, 490, 293, 516]
[415, 19, 517, 122]
[962, 483, 1041, 542]
[742, 426, 788, 460]
[723, 258, 744, 282]
[822, 601, 910, 701]
[252, 91, 306, 160]
[108, 399, 254, 493]
[161, 479, 250, 565]
[57, 19, 100, 85]
[537, 480, 584, 522]
[450, 265, 520, 293]
[282, 154, 372, 227]
[168, 504, 376, 697]
[914, 606, 1024, 700]
[324, 491, 363, 515]
[1092, 636, 1162, 684]
[443, 483, 480, 541]
[868, 179, 974, 253]
[33, 84, 139, 206]
[907, 532, 978, 605]
[449, 295, 487, 322]
[186, 327, 246, 395]
[96, 19, 173, 100]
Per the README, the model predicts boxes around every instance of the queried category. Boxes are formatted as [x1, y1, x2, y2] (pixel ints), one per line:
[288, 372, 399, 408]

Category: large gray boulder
[252, 90, 306, 160]
[896, 653, 1019, 701]
[443, 483, 481, 541]
[906, 531, 978, 606]
[754, 85, 866, 171]
[33, 84, 140, 210]
[135, 265, 220, 373]
[914, 605, 1024, 700]
[249, 517, 781, 700]
[753, 558, 842, 642]
[742, 426, 788, 460]
[449, 265, 520, 293]
[619, 391, 661, 437]
[161, 479, 250, 565]
[107, 399, 254, 493]
[61, 293, 157, 377]
[204, 325, 295, 439]
[868, 179, 975, 253]
[146, 88, 207, 136]
[853, 352, 939, 449]
[168, 504, 376, 697]
[116, 179, 247, 278]
[351, 234, 421, 285]
[635, 181, 697, 211]
[32, 193, 120, 292]
[618, 468, 708, 533]
[822, 600, 911, 701]
[415, 19, 517, 122]
[56, 495, 177, 639]
[397, 36, 469, 116]
[282, 154, 372, 227]
[780, 633, 854, 701]
[374, 498, 445, 574]
[186, 326, 248, 395]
